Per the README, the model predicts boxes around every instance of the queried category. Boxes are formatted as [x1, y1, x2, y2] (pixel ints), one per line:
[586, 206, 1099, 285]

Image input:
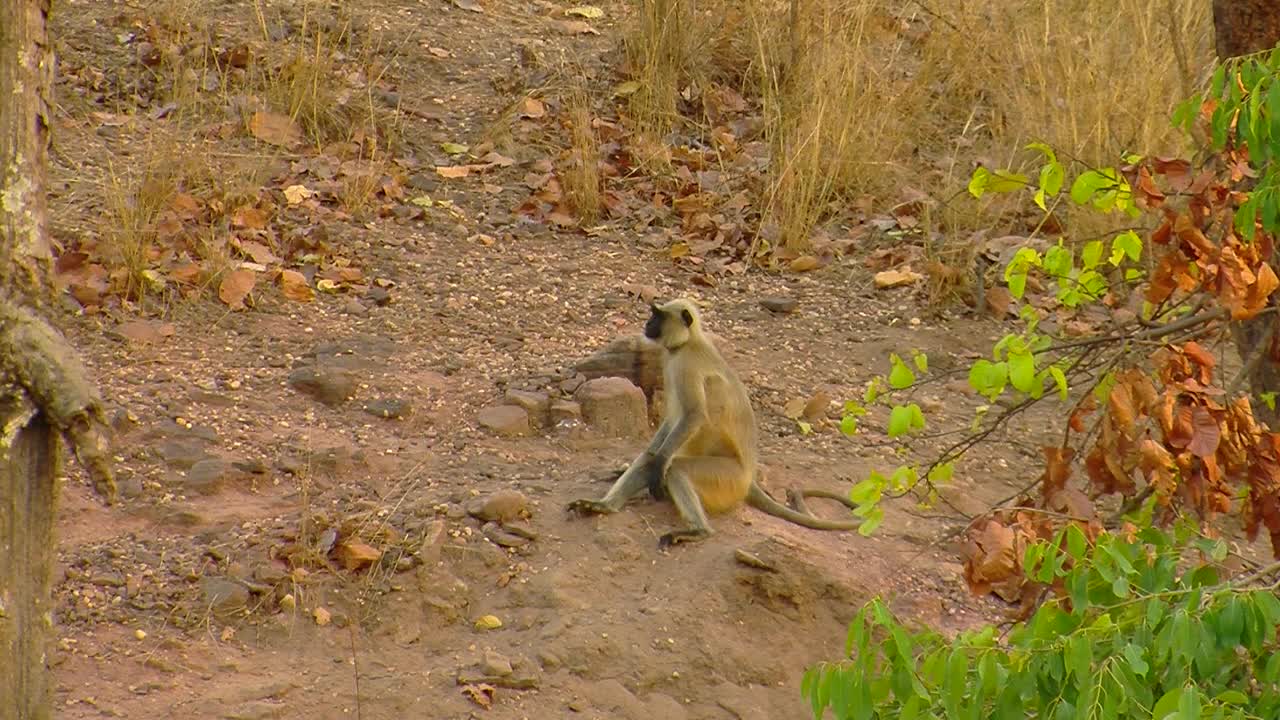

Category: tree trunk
[1213, 0, 1280, 60]
[1214, 2, 1280, 426]
[1, 2, 116, 718]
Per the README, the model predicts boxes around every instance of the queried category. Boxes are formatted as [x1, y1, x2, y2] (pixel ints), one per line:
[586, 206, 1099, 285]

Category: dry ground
[44, 1, 1080, 718]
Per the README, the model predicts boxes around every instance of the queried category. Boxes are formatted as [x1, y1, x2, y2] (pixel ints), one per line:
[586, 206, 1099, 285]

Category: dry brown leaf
[170, 263, 202, 285]
[802, 391, 831, 421]
[335, 541, 382, 571]
[248, 111, 302, 148]
[554, 19, 599, 34]
[218, 268, 257, 310]
[280, 269, 315, 303]
[232, 206, 269, 230]
[782, 397, 807, 420]
[116, 320, 173, 345]
[171, 192, 202, 220]
[461, 684, 495, 709]
[874, 267, 924, 288]
[519, 96, 547, 119]
[436, 165, 473, 179]
[238, 240, 280, 264]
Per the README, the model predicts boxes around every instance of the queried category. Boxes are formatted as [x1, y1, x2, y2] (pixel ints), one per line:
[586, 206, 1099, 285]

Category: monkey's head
[645, 298, 701, 350]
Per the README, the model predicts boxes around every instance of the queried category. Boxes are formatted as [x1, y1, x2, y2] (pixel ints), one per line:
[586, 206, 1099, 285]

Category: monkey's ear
[680, 309, 693, 327]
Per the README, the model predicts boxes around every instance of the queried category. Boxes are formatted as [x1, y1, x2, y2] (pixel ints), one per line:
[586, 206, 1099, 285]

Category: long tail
[745, 478, 863, 531]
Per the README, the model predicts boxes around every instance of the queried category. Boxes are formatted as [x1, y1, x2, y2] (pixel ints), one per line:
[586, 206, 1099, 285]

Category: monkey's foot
[658, 529, 711, 548]
[567, 499, 615, 516]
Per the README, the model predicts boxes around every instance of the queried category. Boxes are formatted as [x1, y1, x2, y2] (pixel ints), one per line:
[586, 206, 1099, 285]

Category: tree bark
[1, 2, 116, 718]
[1213, 0, 1280, 60]
[1213, 1, 1280, 426]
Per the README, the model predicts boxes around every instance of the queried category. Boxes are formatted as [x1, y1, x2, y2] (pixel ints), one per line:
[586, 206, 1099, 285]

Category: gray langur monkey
[566, 298, 865, 548]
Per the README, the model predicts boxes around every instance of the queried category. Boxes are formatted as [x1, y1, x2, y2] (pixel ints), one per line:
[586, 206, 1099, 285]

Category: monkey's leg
[567, 453, 660, 516]
[658, 457, 742, 548]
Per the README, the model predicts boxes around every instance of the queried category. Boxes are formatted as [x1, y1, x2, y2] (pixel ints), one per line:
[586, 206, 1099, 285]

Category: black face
[644, 305, 664, 340]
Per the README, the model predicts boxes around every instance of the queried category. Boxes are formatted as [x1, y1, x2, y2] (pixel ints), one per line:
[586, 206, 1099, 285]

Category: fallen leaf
[427, 46, 451, 58]
[248, 111, 302, 148]
[116, 320, 172, 345]
[474, 614, 503, 630]
[782, 397, 807, 419]
[280, 269, 316, 302]
[171, 192, 202, 220]
[436, 165, 473, 179]
[335, 541, 382, 571]
[238, 240, 280, 265]
[566, 5, 604, 18]
[451, 0, 483, 11]
[480, 151, 515, 167]
[802, 391, 831, 421]
[461, 684, 495, 709]
[313, 607, 331, 626]
[554, 19, 599, 34]
[519, 96, 547, 119]
[231, 206, 268, 230]
[218, 268, 257, 310]
[874, 267, 924, 288]
[441, 141, 469, 155]
[612, 80, 642, 97]
[789, 255, 820, 272]
[283, 184, 315, 205]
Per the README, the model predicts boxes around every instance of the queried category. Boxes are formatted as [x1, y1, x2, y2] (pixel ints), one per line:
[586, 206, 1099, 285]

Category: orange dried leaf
[218, 268, 257, 309]
[232, 206, 269, 230]
[435, 165, 472, 179]
[1187, 406, 1222, 458]
[1182, 341, 1216, 371]
[280, 269, 315, 303]
[248, 111, 302, 147]
[335, 541, 381, 571]
[239, 239, 280, 264]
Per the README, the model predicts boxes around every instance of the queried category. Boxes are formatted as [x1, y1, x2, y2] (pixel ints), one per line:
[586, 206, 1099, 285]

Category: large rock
[574, 377, 648, 438]
[572, 332, 732, 397]
[477, 405, 531, 437]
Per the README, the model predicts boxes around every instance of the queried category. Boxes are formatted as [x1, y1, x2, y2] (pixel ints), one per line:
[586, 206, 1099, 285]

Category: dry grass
[561, 83, 604, 224]
[626, 0, 1214, 260]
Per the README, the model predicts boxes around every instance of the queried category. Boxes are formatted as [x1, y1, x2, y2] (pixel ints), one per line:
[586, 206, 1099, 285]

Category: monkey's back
[670, 340, 758, 471]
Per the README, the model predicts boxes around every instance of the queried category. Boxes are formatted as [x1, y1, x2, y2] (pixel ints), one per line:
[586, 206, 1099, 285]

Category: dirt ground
[43, 1, 1050, 718]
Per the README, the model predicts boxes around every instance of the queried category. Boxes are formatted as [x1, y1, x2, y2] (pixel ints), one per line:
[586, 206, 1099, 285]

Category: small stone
[186, 458, 228, 495]
[117, 473, 145, 500]
[483, 523, 531, 549]
[232, 458, 269, 474]
[537, 649, 562, 670]
[760, 296, 799, 314]
[287, 366, 357, 406]
[343, 298, 369, 316]
[481, 650, 513, 677]
[477, 405, 531, 437]
[158, 439, 210, 470]
[575, 377, 648, 438]
[202, 577, 250, 617]
[366, 286, 392, 307]
[362, 397, 413, 419]
[468, 489, 530, 523]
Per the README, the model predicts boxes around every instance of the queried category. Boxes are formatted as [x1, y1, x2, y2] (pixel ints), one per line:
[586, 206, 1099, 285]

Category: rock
[580, 679, 647, 719]
[481, 649, 513, 677]
[232, 457, 268, 474]
[504, 390, 551, 426]
[483, 522, 531, 549]
[366, 286, 392, 307]
[362, 397, 413, 419]
[536, 649, 562, 670]
[760, 296, 799, 314]
[575, 377, 649, 438]
[287, 366, 357, 406]
[202, 577, 250, 617]
[549, 400, 581, 424]
[477, 405, 531, 437]
[559, 373, 586, 394]
[342, 298, 369, 316]
[186, 458, 228, 495]
[117, 472, 145, 500]
[468, 489, 529, 523]
[158, 439, 211, 470]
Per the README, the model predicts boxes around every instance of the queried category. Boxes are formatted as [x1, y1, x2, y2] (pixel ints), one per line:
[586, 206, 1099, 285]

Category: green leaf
[1081, 240, 1104, 270]
[1043, 244, 1073, 278]
[969, 359, 1008, 400]
[887, 405, 911, 437]
[839, 414, 859, 436]
[857, 506, 884, 536]
[969, 167, 1030, 198]
[928, 462, 955, 484]
[849, 473, 885, 506]
[1008, 350, 1036, 393]
[889, 354, 916, 389]
[1153, 688, 1185, 720]
[1110, 230, 1143, 265]
[913, 352, 928, 373]
[1049, 366, 1068, 401]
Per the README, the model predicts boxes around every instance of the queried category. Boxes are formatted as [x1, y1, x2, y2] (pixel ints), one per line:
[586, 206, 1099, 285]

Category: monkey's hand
[567, 499, 615, 516]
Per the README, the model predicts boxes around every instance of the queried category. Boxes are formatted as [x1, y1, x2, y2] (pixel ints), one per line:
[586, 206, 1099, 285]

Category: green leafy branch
[804, 525, 1280, 720]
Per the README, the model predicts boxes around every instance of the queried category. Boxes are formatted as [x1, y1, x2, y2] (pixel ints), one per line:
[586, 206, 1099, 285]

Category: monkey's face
[645, 302, 695, 349]
[644, 305, 665, 341]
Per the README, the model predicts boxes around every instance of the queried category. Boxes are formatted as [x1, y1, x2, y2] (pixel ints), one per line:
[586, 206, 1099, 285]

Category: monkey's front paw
[658, 529, 710, 548]
[567, 499, 613, 516]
